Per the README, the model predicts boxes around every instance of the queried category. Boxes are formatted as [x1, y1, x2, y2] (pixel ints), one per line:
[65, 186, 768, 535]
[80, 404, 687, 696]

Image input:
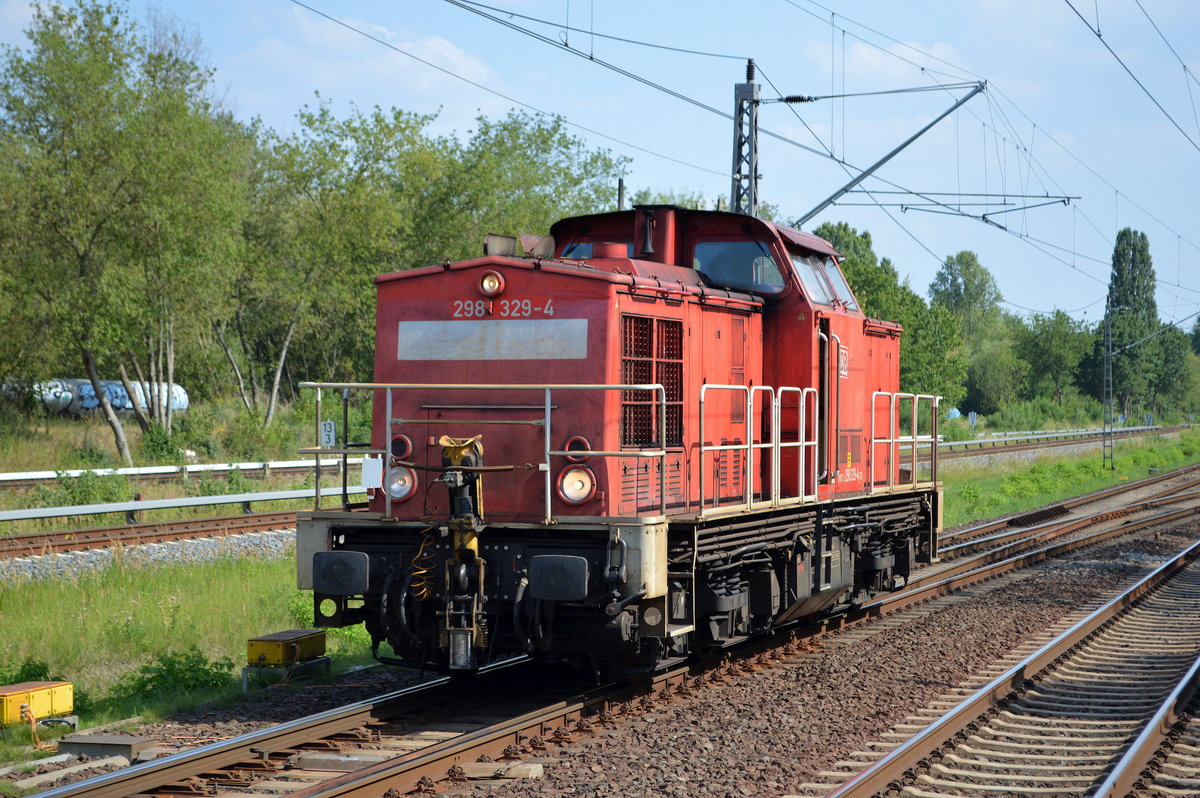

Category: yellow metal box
[247, 629, 326, 666]
[0, 681, 73, 725]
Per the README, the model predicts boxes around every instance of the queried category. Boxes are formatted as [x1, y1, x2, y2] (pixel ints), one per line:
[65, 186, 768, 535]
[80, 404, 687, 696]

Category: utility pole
[730, 59, 760, 216]
[729, 61, 984, 223]
[1103, 301, 1119, 470]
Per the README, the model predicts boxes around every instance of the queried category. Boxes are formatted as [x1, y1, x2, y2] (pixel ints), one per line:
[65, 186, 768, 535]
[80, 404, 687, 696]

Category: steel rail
[32, 653, 688, 798]
[825, 537, 1200, 798]
[1091, 649, 1200, 797]
[283, 671, 687, 798]
[938, 481, 1200, 562]
[31, 655, 535, 798]
[870, 499, 1200, 621]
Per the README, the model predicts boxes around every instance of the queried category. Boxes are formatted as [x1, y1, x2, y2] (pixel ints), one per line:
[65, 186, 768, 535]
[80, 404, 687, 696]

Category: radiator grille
[621, 315, 683, 447]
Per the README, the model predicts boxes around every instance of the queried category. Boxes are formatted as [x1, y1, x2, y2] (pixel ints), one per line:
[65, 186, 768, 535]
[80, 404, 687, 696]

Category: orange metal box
[247, 629, 326, 666]
[0, 681, 73, 725]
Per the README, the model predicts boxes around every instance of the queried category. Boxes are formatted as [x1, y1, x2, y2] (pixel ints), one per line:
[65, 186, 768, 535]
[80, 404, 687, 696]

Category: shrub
[111, 649, 236, 700]
[940, 418, 974, 442]
[28, 470, 132, 508]
[140, 423, 177, 462]
[73, 440, 113, 468]
[221, 412, 268, 461]
[0, 658, 52, 684]
[173, 407, 218, 459]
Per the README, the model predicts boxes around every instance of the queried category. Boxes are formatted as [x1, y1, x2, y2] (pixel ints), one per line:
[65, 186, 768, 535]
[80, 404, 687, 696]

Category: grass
[941, 429, 1200, 527]
[0, 552, 374, 759]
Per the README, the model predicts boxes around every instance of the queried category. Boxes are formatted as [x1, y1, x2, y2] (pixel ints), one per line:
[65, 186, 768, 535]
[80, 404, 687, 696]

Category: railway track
[30, 465, 1200, 798]
[801, 537, 1200, 798]
[32, 653, 707, 798]
[0, 512, 297, 558]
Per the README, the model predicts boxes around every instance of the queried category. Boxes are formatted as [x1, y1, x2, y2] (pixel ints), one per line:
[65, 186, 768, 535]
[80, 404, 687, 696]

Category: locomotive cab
[297, 205, 941, 674]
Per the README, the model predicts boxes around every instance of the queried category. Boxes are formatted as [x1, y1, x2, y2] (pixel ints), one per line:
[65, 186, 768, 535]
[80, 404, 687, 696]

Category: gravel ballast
[0, 528, 296, 582]
[459, 526, 1200, 798]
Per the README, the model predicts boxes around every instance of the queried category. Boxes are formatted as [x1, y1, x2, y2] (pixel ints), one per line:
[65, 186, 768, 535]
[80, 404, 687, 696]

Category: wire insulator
[746, 58, 756, 83]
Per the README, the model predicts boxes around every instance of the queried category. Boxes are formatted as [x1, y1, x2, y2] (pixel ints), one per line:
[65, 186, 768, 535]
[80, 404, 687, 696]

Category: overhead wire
[779, 0, 1200, 259]
[451, 0, 750, 60]
[1062, 0, 1200, 154]
[284, 0, 726, 177]
[777, 0, 1200, 304]
[305, 0, 1199, 313]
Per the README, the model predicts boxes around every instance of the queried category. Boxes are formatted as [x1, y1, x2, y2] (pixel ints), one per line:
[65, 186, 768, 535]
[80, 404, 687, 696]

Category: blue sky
[3, 0, 1199, 329]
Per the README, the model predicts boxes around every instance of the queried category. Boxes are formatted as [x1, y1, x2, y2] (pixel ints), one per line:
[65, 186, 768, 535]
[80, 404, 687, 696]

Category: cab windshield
[692, 240, 785, 295]
[790, 253, 834, 305]
[821, 258, 859, 311]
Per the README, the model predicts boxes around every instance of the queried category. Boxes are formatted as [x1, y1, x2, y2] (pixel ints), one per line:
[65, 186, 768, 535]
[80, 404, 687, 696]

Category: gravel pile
[0, 529, 296, 582]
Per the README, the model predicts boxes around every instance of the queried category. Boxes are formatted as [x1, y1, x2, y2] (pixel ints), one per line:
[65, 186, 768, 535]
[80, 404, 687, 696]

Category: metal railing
[939, 424, 1161, 450]
[869, 391, 940, 493]
[697, 384, 820, 518]
[299, 381, 668, 524]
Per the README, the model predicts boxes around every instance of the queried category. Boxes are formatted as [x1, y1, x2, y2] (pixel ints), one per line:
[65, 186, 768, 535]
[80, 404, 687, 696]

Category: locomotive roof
[549, 205, 844, 261]
[374, 206, 841, 306]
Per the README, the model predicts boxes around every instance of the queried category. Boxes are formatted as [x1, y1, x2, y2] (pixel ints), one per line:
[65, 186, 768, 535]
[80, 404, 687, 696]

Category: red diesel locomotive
[297, 204, 941, 674]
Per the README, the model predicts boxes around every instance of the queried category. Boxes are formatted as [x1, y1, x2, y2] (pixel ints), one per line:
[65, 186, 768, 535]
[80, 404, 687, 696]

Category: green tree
[226, 102, 433, 425]
[407, 111, 628, 267]
[1150, 325, 1191, 414]
[814, 222, 967, 407]
[1103, 228, 1158, 416]
[115, 14, 249, 435]
[628, 187, 711, 209]
[1190, 317, 1200, 355]
[0, 1, 246, 462]
[966, 338, 1029, 415]
[928, 251, 1002, 342]
[1017, 310, 1093, 404]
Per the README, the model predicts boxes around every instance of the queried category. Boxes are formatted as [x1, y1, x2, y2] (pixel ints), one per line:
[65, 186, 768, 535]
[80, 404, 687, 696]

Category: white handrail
[304, 381, 668, 524]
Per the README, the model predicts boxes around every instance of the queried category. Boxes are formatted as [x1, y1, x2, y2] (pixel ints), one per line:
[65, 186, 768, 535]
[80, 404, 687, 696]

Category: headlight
[384, 466, 418, 501]
[479, 270, 505, 297]
[556, 466, 596, 504]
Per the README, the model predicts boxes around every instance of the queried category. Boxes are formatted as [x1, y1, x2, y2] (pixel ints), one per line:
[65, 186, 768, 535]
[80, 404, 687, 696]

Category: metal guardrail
[0, 457, 363, 485]
[0, 485, 367, 524]
[938, 424, 1162, 450]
